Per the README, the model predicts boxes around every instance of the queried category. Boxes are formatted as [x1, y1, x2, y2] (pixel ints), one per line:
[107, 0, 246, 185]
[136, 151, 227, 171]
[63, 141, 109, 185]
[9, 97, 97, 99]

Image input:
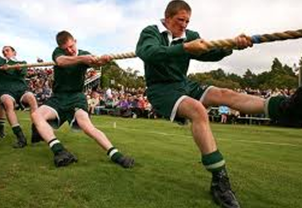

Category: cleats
[54, 150, 78, 167]
[210, 170, 240, 208]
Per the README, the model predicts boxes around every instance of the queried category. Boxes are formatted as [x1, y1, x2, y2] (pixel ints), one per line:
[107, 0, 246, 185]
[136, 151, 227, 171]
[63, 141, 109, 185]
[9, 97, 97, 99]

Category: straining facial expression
[60, 38, 77, 56]
[165, 9, 191, 38]
[2, 46, 16, 59]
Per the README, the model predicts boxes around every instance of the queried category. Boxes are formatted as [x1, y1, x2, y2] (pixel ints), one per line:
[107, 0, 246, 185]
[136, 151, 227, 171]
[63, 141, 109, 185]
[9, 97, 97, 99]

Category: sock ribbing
[202, 150, 226, 173]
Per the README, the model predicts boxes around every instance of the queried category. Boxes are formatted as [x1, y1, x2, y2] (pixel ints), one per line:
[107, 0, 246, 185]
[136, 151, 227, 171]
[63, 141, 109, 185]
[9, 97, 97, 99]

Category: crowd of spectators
[25, 67, 298, 125]
[85, 87, 157, 119]
[27, 67, 53, 105]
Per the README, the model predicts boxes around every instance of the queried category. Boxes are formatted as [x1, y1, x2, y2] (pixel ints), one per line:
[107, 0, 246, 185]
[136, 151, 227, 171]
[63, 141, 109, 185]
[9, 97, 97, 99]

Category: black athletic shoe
[31, 124, 43, 144]
[54, 150, 78, 167]
[280, 86, 302, 117]
[13, 132, 27, 148]
[116, 155, 135, 168]
[210, 170, 240, 208]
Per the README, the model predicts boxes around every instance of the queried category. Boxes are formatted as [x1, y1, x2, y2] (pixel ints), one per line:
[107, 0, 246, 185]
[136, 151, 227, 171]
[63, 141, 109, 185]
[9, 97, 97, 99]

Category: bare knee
[1, 96, 15, 112]
[22, 93, 38, 110]
[192, 105, 209, 122]
[178, 98, 209, 122]
[31, 107, 51, 124]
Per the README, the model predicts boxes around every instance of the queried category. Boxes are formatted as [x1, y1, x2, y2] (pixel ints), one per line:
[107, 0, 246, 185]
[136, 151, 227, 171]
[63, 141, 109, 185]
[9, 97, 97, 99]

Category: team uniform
[0, 57, 31, 108]
[136, 24, 232, 121]
[0, 55, 41, 147]
[43, 48, 90, 129]
[136, 18, 302, 208]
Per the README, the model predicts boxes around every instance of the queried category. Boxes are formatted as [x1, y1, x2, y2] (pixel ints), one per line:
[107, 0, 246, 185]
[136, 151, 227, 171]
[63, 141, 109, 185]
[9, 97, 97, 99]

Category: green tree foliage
[98, 57, 299, 90]
[242, 69, 258, 89]
[100, 61, 145, 89]
[188, 57, 299, 90]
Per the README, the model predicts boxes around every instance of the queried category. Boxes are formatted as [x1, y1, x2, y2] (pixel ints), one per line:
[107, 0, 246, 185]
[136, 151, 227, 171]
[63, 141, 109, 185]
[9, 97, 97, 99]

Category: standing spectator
[219, 106, 229, 124]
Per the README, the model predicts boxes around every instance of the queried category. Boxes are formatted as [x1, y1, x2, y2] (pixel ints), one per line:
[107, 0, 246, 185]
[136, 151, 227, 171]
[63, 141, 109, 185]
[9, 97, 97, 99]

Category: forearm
[56, 56, 86, 67]
[191, 48, 233, 62]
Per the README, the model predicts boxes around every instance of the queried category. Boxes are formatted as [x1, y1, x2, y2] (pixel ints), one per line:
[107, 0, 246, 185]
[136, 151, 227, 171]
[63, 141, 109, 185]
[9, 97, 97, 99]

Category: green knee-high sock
[48, 138, 65, 155]
[265, 96, 286, 120]
[0, 118, 5, 127]
[107, 147, 124, 163]
[12, 125, 23, 136]
[0, 118, 5, 138]
[202, 150, 226, 173]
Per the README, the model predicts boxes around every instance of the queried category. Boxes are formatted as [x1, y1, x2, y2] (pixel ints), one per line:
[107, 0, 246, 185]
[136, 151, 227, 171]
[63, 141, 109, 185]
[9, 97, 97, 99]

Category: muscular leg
[177, 97, 216, 154]
[32, 106, 78, 167]
[21, 92, 38, 113]
[177, 96, 240, 208]
[1, 95, 20, 126]
[31, 106, 57, 142]
[21, 92, 43, 143]
[1, 95, 27, 148]
[75, 109, 134, 168]
[203, 86, 302, 127]
[0, 106, 5, 138]
[203, 87, 265, 114]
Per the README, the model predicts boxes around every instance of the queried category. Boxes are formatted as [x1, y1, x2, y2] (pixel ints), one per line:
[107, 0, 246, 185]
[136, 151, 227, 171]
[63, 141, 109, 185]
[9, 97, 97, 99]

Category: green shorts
[147, 80, 212, 122]
[43, 92, 88, 129]
[0, 89, 32, 109]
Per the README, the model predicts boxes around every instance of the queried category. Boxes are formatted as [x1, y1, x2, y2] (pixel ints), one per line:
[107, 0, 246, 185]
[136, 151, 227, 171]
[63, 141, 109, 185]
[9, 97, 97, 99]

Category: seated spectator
[115, 95, 132, 117]
[229, 109, 240, 124]
[87, 91, 100, 115]
[136, 95, 147, 118]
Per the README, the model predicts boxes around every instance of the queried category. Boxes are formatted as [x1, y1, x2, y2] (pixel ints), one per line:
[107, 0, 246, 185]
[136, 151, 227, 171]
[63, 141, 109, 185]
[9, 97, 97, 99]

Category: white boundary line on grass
[20, 117, 301, 148]
[99, 125, 302, 148]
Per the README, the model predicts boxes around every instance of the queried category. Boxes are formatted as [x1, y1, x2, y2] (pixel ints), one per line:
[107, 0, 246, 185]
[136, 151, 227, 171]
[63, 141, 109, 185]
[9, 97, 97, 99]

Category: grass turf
[0, 111, 301, 208]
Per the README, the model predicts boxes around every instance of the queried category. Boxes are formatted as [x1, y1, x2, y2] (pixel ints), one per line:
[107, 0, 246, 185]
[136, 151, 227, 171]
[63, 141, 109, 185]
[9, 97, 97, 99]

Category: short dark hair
[2, 46, 16, 52]
[56, 30, 74, 46]
[164, 0, 191, 18]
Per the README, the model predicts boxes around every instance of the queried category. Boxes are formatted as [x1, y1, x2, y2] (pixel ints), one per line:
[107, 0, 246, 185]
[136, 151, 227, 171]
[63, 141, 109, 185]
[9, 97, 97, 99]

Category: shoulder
[78, 50, 91, 56]
[0, 56, 6, 65]
[52, 47, 64, 62]
[52, 47, 64, 55]
[141, 25, 160, 34]
[52, 47, 65, 60]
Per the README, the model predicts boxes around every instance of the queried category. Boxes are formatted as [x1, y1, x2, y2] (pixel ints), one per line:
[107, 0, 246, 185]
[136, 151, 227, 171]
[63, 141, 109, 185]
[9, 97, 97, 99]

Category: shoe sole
[55, 157, 78, 167]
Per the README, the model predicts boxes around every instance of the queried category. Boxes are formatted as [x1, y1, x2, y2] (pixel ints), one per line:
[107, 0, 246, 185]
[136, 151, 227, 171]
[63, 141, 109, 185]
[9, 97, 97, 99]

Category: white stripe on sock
[49, 140, 60, 148]
[109, 149, 119, 158]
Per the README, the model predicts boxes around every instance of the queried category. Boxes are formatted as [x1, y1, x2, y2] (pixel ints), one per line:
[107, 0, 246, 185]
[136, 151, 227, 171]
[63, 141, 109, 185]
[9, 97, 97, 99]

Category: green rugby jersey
[0, 56, 28, 91]
[136, 25, 232, 86]
[52, 48, 90, 93]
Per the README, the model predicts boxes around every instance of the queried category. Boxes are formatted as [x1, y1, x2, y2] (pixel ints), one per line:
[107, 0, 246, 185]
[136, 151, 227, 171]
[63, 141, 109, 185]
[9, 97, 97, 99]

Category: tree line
[99, 57, 302, 90]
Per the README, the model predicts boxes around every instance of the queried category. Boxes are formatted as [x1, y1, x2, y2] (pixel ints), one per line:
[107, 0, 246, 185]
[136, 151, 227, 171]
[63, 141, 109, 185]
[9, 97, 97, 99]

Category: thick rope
[1, 29, 301, 70]
[0, 52, 137, 70]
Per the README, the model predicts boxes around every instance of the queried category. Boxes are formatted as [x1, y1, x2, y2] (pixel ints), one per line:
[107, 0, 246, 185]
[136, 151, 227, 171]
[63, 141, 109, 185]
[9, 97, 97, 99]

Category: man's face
[2, 46, 16, 59]
[165, 9, 191, 38]
[60, 38, 77, 56]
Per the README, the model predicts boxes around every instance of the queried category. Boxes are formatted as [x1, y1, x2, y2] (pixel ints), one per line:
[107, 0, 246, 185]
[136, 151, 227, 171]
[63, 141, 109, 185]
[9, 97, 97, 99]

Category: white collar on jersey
[157, 19, 187, 46]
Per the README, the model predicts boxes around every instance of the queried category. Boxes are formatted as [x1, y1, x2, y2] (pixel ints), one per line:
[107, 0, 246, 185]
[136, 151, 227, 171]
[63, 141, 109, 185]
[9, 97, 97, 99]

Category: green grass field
[0, 111, 302, 208]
